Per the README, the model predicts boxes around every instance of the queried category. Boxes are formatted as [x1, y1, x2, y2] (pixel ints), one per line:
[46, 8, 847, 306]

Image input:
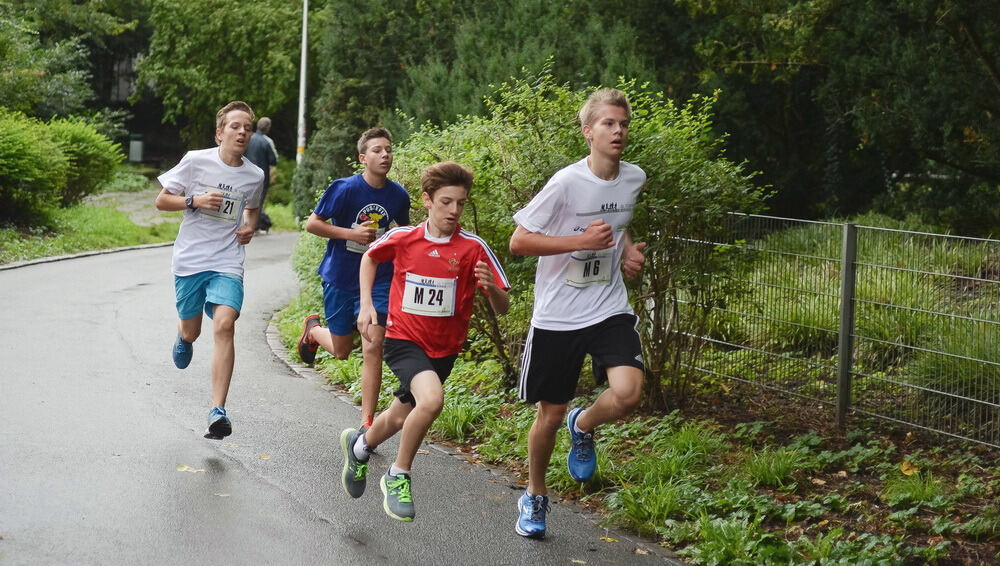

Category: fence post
[837, 223, 858, 428]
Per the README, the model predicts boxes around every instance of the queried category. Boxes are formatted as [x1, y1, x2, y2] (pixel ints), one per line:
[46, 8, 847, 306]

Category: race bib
[401, 272, 456, 317]
[565, 248, 614, 288]
[345, 223, 385, 254]
[198, 187, 244, 224]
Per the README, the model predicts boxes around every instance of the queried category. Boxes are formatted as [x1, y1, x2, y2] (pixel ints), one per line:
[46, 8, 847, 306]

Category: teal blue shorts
[174, 271, 244, 320]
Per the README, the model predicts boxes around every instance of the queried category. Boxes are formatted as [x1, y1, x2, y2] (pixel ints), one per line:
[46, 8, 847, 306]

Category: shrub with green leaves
[0, 110, 69, 225]
[46, 117, 123, 206]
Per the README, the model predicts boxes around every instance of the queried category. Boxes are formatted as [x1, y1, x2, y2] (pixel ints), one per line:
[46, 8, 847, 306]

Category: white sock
[573, 410, 588, 435]
[389, 463, 409, 477]
[353, 433, 370, 461]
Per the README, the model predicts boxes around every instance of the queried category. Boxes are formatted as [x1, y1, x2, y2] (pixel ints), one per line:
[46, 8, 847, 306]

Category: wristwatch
[185, 195, 196, 210]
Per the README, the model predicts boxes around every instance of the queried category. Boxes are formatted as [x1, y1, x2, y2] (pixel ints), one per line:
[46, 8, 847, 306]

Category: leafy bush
[0, 110, 69, 225]
[46, 117, 123, 206]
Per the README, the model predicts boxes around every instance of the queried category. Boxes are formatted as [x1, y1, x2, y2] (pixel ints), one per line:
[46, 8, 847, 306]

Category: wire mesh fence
[672, 214, 1000, 448]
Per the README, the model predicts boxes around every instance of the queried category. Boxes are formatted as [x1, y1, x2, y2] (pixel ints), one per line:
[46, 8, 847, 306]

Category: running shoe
[205, 406, 232, 438]
[515, 491, 550, 539]
[380, 471, 415, 522]
[566, 407, 596, 482]
[340, 428, 368, 498]
[297, 314, 321, 365]
[172, 334, 193, 369]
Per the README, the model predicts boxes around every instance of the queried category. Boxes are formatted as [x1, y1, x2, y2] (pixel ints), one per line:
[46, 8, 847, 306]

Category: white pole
[295, 0, 308, 164]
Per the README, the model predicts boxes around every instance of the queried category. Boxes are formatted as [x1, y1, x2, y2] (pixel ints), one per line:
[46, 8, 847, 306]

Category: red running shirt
[367, 222, 510, 358]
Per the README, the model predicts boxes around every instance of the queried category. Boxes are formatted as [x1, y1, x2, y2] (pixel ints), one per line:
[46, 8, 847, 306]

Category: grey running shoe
[380, 471, 415, 522]
[340, 428, 368, 498]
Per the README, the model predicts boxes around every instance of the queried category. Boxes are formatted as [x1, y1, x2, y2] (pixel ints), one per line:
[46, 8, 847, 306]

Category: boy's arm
[154, 188, 223, 212]
[305, 213, 377, 246]
[356, 252, 381, 341]
[509, 220, 615, 257]
[237, 207, 260, 245]
[621, 232, 648, 279]
[474, 261, 510, 315]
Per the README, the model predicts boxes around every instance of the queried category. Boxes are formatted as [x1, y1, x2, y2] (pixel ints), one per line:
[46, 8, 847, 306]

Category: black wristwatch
[185, 195, 196, 210]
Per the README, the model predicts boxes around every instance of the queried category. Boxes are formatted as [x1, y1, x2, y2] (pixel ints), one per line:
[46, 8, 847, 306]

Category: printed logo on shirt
[428, 249, 441, 257]
[346, 203, 391, 254]
[575, 203, 635, 217]
[447, 254, 460, 272]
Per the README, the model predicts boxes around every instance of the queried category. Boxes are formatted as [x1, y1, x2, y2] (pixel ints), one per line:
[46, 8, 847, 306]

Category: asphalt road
[0, 233, 681, 565]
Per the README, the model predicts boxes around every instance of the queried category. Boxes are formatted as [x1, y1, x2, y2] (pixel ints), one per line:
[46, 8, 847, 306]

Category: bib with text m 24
[565, 248, 614, 288]
[401, 272, 457, 317]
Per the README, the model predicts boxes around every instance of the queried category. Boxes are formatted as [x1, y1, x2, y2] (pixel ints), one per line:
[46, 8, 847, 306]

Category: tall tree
[135, 0, 302, 146]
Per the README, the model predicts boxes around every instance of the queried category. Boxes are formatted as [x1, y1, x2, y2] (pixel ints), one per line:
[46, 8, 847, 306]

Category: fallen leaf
[811, 478, 827, 486]
[836, 470, 848, 478]
[570, 560, 587, 565]
[817, 520, 829, 527]
[214, 493, 230, 497]
[900, 460, 919, 476]
[176, 464, 204, 473]
[416, 449, 429, 455]
[903, 431, 916, 445]
[600, 537, 619, 543]
[259, 454, 271, 460]
[634, 548, 649, 555]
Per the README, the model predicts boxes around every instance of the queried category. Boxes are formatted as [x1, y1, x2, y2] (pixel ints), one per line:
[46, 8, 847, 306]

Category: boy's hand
[474, 261, 496, 291]
[197, 192, 224, 211]
[236, 223, 254, 245]
[357, 304, 378, 342]
[351, 220, 378, 245]
[623, 241, 647, 278]
[579, 220, 615, 250]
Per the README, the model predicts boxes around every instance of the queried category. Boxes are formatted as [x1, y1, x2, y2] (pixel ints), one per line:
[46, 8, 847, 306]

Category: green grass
[0, 204, 179, 264]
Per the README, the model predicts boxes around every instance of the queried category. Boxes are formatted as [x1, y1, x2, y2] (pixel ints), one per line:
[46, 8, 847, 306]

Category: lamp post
[295, 0, 308, 164]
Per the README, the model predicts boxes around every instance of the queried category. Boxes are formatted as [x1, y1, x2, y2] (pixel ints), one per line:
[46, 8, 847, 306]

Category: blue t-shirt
[314, 173, 411, 292]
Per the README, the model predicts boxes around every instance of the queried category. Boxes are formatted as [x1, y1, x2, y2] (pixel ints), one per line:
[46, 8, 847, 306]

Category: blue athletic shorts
[174, 271, 244, 320]
[322, 280, 389, 336]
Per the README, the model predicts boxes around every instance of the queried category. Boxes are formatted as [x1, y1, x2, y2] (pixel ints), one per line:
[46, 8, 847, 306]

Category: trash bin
[128, 133, 143, 162]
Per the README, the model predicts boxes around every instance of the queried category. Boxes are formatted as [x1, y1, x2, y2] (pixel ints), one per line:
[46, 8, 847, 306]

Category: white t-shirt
[513, 158, 646, 331]
[158, 148, 264, 276]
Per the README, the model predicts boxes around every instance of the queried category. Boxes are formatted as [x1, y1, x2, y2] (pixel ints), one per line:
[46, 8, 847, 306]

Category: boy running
[339, 161, 510, 522]
[509, 88, 648, 538]
[155, 100, 264, 439]
[297, 128, 410, 430]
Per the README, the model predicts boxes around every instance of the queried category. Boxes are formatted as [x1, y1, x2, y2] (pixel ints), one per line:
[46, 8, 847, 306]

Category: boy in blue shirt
[298, 128, 411, 430]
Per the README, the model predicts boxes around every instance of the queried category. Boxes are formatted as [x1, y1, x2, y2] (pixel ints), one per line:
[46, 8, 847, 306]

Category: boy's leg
[572, 365, 643, 432]
[364, 396, 413, 448]
[209, 304, 239, 408]
[358, 324, 386, 427]
[310, 328, 355, 360]
[527, 400, 568, 496]
[392, 371, 443, 471]
[177, 315, 203, 343]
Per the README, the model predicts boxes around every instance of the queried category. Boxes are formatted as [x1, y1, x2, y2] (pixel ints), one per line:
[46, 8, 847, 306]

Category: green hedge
[47, 117, 123, 206]
[0, 109, 123, 225]
[0, 110, 68, 224]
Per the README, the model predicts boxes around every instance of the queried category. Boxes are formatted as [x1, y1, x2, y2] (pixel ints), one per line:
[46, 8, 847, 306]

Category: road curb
[0, 241, 174, 271]
[263, 317, 682, 563]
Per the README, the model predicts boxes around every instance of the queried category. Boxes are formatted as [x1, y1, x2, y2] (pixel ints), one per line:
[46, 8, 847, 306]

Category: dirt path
[84, 181, 170, 227]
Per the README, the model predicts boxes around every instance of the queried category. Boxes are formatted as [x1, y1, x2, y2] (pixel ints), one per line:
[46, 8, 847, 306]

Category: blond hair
[215, 101, 255, 131]
[578, 88, 631, 126]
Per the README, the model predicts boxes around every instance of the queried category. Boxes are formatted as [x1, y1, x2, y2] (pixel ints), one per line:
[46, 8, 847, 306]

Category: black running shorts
[518, 313, 644, 404]
[384, 338, 457, 407]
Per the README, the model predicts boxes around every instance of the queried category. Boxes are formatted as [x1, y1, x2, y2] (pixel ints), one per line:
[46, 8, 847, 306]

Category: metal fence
[676, 214, 1000, 448]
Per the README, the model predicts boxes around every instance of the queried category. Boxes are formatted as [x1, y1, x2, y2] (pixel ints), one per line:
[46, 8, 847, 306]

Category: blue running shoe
[566, 407, 596, 482]
[205, 406, 232, 438]
[172, 334, 193, 369]
[515, 491, 549, 539]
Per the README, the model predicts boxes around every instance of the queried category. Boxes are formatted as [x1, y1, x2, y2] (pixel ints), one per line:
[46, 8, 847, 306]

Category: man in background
[245, 116, 278, 231]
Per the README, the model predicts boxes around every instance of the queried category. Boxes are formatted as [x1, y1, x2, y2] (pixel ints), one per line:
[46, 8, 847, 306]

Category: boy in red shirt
[339, 161, 510, 522]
